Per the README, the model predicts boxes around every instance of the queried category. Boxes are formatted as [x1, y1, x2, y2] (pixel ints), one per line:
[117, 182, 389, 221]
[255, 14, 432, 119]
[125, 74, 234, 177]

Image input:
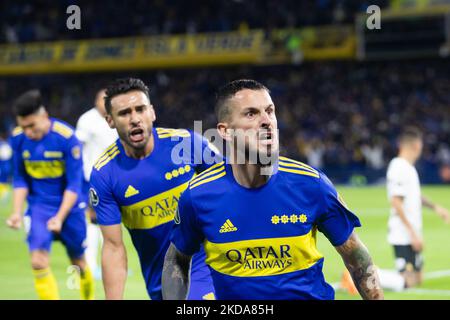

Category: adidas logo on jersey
[219, 219, 237, 233]
[125, 185, 140, 198]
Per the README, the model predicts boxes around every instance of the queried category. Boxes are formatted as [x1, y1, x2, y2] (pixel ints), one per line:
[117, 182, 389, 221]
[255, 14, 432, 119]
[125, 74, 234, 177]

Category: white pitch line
[403, 288, 450, 296]
[424, 270, 450, 280]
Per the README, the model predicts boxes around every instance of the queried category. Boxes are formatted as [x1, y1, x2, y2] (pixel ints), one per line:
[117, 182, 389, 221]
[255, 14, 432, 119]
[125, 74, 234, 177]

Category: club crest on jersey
[71, 146, 81, 159]
[89, 188, 99, 207]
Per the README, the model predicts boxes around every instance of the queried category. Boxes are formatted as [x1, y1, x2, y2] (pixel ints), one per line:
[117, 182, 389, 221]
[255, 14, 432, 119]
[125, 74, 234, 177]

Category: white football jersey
[386, 157, 422, 245]
[76, 108, 118, 181]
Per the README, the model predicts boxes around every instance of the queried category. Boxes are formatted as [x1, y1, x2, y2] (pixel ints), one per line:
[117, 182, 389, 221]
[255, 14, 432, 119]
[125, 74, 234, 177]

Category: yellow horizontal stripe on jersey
[278, 167, 319, 178]
[278, 161, 318, 175]
[204, 228, 323, 277]
[190, 166, 225, 187]
[189, 171, 226, 190]
[190, 161, 224, 183]
[95, 150, 120, 171]
[279, 157, 317, 173]
[94, 146, 119, 169]
[44, 151, 63, 159]
[24, 160, 65, 179]
[121, 181, 189, 230]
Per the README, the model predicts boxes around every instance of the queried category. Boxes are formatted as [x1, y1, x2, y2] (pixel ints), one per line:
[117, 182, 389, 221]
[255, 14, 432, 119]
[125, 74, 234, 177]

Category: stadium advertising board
[0, 30, 265, 75]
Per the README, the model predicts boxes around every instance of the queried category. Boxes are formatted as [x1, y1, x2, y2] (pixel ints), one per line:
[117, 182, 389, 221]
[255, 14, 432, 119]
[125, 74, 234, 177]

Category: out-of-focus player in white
[340, 127, 450, 294]
[76, 88, 118, 278]
[382, 127, 449, 290]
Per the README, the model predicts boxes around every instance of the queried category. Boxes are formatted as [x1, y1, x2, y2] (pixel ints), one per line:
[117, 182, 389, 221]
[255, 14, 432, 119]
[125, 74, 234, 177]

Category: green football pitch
[0, 185, 449, 300]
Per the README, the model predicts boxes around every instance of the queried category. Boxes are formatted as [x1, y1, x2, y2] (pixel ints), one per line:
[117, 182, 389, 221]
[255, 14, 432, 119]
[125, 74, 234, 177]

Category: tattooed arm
[162, 243, 192, 300]
[335, 232, 384, 300]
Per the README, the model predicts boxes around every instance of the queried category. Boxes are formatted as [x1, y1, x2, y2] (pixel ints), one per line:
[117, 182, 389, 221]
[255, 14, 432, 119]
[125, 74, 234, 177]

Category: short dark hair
[13, 89, 44, 117]
[398, 126, 423, 145]
[104, 78, 150, 114]
[215, 79, 270, 122]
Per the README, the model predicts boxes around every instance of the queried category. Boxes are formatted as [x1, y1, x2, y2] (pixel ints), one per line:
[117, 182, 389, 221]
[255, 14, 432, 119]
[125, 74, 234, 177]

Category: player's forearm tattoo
[336, 232, 384, 300]
[162, 243, 192, 300]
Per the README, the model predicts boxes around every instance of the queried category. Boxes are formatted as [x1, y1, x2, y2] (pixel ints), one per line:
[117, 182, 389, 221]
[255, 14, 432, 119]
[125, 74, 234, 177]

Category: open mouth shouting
[129, 127, 145, 143]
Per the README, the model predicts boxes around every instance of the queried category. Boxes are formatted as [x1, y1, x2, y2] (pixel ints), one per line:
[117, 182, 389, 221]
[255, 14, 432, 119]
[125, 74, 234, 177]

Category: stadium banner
[0, 31, 265, 75]
[270, 25, 356, 61]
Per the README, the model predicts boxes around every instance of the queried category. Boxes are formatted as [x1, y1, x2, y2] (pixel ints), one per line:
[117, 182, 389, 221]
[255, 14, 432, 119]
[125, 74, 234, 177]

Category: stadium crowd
[0, 0, 389, 43]
[0, 59, 449, 183]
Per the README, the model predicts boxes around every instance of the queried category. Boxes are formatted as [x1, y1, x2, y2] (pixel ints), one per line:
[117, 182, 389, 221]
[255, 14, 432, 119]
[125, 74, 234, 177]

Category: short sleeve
[386, 161, 407, 197]
[63, 134, 83, 194]
[9, 135, 28, 189]
[316, 171, 362, 246]
[89, 168, 122, 225]
[170, 188, 204, 256]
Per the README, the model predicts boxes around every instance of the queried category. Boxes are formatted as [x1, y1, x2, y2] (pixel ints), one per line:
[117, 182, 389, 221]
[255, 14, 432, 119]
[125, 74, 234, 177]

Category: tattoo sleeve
[335, 232, 384, 300]
[162, 243, 192, 300]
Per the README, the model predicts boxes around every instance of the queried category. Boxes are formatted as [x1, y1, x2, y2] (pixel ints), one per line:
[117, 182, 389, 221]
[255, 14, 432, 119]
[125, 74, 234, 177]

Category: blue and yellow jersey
[0, 139, 12, 183]
[171, 157, 361, 300]
[9, 118, 84, 210]
[89, 127, 221, 300]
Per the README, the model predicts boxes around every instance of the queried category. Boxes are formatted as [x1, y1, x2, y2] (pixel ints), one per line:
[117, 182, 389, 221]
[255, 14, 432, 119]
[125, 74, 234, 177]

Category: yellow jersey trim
[190, 161, 224, 185]
[12, 126, 23, 137]
[204, 229, 323, 277]
[96, 142, 118, 162]
[52, 122, 74, 139]
[189, 169, 226, 190]
[190, 166, 224, 187]
[94, 148, 120, 171]
[279, 157, 318, 174]
[278, 167, 319, 178]
[93, 143, 119, 170]
[278, 161, 319, 176]
[156, 128, 190, 139]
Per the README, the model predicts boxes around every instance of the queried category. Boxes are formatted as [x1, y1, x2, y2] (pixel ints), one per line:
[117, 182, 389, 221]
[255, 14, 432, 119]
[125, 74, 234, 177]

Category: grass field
[0, 185, 449, 300]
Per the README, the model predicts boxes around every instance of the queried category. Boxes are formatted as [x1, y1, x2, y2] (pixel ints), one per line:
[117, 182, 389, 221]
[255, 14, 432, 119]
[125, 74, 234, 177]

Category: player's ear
[105, 114, 115, 129]
[217, 122, 232, 142]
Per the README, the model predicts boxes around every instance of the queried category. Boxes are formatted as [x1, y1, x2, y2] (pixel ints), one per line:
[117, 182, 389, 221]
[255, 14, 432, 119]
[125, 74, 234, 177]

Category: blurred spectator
[0, 60, 448, 184]
[0, 0, 389, 43]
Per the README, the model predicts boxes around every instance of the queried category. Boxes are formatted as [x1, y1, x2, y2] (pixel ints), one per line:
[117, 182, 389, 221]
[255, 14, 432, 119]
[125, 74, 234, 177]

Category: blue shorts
[25, 203, 87, 259]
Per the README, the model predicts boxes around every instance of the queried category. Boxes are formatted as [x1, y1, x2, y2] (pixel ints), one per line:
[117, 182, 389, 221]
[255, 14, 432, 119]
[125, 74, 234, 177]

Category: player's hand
[410, 233, 423, 252]
[6, 213, 22, 230]
[47, 216, 63, 233]
[435, 205, 450, 224]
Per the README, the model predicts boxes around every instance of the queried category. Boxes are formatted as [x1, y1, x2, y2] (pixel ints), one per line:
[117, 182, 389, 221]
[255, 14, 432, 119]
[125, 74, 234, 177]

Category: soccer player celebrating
[89, 78, 219, 300]
[6, 90, 94, 300]
[163, 79, 384, 300]
[76, 88, 118, 278]
[380, 127, 449, 290]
